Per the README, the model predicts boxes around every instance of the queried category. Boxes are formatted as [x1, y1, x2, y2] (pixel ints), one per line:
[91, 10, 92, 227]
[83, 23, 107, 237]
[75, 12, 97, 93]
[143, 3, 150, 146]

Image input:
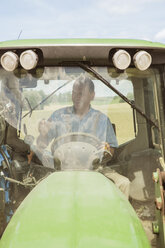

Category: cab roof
[0, 39, 165, 66]
[0, 38, 165, 49]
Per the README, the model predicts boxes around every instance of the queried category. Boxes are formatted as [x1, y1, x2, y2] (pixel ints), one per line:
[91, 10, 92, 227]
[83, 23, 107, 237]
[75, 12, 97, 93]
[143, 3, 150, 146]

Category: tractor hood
[0, 171, 150, 248]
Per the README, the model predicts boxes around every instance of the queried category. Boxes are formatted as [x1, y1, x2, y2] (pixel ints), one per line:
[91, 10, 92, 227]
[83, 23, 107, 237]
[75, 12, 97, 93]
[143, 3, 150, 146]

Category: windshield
[0, 66, 160, 171]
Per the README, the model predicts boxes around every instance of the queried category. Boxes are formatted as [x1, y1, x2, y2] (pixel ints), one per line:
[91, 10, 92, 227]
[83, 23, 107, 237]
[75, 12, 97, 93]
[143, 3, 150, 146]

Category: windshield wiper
[22, 80, 72, 119]
[78, 62, 159, 130]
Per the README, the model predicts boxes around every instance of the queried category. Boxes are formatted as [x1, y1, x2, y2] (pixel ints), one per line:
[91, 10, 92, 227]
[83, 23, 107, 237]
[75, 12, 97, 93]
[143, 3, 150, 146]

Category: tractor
[0, 39, 165, 247]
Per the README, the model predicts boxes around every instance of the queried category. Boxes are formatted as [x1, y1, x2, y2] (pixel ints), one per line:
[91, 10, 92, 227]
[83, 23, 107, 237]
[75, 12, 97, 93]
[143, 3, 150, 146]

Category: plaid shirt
[48, 106, 118, 148]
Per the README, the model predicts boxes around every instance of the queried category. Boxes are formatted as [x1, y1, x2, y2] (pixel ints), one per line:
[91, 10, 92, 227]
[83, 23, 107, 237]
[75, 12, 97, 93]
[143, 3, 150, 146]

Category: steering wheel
[51, 132, 104, 171]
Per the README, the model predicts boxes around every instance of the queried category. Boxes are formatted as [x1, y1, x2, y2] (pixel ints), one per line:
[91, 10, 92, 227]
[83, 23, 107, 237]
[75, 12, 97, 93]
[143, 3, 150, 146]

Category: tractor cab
[0, 39, 165, 247]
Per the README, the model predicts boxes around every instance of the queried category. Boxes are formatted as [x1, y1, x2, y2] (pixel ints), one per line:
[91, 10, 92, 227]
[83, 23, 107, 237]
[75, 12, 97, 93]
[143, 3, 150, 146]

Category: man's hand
[99, 142, 114, 164]
[92, 142, 114, 170]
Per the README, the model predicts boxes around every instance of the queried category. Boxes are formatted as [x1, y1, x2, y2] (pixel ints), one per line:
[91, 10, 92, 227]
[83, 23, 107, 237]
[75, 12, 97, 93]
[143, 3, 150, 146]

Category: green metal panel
[153, 170, 165, 248]
[1, 171, 150, 248]
[0, 38, 165, 48]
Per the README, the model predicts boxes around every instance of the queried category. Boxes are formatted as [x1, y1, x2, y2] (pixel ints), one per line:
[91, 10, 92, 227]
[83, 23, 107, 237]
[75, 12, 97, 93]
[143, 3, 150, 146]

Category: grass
[22, 102, 135, 145]
[93, 103, 135, 144]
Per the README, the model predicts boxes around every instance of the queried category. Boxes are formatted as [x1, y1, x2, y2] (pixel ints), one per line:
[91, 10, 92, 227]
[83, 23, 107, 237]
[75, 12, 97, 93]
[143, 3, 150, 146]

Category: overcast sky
[0, 0, 165, 43]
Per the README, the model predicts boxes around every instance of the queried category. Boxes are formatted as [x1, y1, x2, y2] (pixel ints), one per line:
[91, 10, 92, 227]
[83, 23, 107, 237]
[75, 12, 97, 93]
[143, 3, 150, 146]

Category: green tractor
[0, 39, 165, 248]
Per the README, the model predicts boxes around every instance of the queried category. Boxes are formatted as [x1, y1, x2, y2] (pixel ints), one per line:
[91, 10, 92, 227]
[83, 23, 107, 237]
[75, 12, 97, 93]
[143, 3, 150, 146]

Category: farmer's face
[72, 83, 94, 112]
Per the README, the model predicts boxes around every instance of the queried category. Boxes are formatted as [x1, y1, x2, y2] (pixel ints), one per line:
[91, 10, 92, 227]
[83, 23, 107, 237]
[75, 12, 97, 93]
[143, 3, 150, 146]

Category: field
[95, 102, 135, 144]
[22, 102, 135, 145]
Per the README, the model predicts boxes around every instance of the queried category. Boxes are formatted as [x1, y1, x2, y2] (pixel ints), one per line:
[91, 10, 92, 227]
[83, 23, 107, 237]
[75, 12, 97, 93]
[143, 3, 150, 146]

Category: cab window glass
[21, 69, 135, 146]
[92, 79, 135, 145]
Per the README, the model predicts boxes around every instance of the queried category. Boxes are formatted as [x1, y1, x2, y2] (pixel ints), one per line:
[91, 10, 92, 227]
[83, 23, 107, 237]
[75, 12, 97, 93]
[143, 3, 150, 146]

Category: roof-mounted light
[133, 51, 152, 71]
[112, 50, 131, 70]
[20, 50, 38, 70]
[1, 52, 19, 71]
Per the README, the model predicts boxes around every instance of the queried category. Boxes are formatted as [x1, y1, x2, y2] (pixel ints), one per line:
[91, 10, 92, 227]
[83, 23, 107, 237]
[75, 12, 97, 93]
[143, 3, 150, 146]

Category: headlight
[112, 50, 131, 70]
[20, 50, 38, 70]
[133, 51, 152, 71]
[1, 52, 19, 71]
